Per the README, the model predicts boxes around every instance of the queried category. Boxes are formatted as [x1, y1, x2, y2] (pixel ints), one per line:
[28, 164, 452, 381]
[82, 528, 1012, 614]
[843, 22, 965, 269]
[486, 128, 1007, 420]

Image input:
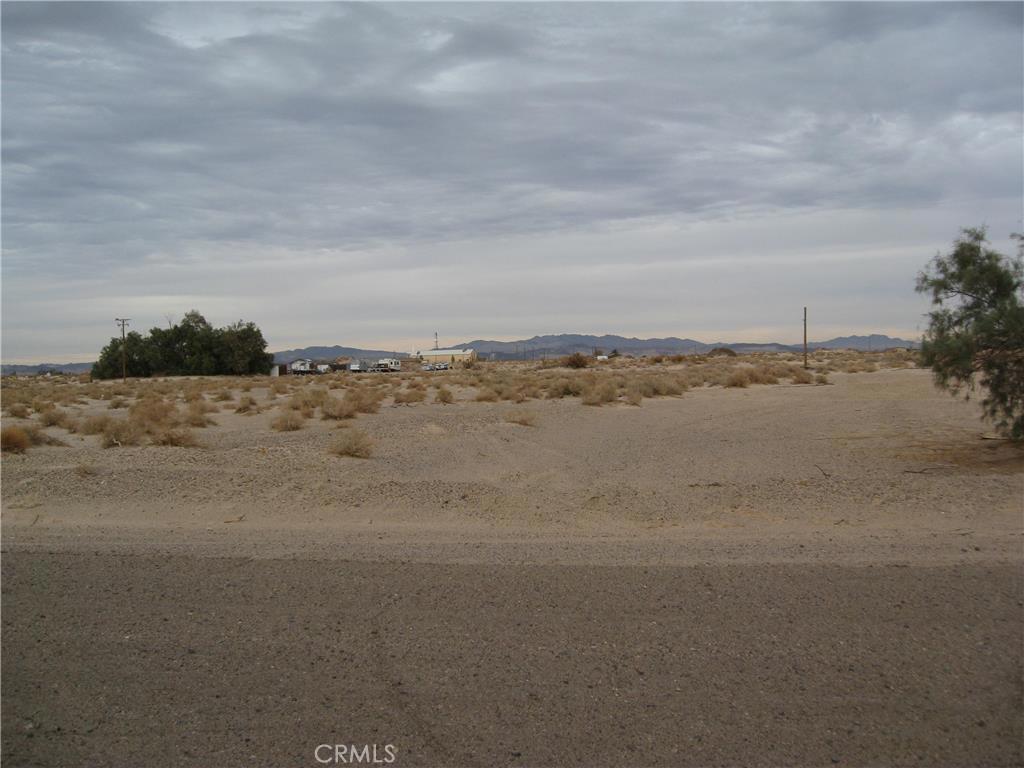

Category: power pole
[115, 318, 130, 381]
[803, 307, 808, 370]
[434, 332, 439, 350]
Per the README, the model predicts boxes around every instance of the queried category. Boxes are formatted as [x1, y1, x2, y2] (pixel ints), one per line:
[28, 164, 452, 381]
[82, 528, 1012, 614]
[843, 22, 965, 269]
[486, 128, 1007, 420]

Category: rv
[370, 358, 402, 372]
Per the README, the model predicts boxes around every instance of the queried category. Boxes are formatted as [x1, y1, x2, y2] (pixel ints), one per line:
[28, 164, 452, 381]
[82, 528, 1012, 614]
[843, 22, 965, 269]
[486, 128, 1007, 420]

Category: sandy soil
[2, 367, 1022, 766]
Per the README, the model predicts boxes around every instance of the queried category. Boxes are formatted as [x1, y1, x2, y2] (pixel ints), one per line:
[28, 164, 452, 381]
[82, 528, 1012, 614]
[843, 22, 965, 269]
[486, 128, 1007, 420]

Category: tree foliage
[916, 227, 1024, 439]
[92, 311, 274, 380]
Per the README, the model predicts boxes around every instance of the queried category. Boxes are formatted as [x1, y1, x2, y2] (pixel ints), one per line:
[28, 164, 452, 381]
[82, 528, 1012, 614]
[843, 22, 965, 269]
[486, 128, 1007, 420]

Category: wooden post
[803, 307, 808, 369]
[115, 318, 130, 381]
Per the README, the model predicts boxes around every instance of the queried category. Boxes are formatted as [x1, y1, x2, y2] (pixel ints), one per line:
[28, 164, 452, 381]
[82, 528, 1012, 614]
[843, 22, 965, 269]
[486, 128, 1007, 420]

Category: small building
[289, 359, 314, 374]
[269, 363, 288, 377]
[417, 348, 477, 366]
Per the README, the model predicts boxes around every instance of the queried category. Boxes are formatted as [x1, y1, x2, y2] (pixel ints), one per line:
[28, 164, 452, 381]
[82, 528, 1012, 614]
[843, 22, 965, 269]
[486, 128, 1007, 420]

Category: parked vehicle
[421, 364, 435, 371]
[433, 362, 449, 371]
[370, 358, 402, 372]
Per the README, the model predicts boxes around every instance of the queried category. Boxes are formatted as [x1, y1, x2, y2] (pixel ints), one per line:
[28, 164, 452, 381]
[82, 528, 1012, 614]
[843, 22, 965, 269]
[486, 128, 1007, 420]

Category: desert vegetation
[0, 349, 916, 455]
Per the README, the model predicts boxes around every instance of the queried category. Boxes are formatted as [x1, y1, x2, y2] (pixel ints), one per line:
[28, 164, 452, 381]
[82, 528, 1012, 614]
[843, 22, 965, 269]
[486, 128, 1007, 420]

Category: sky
[2, 2, 1022, 363]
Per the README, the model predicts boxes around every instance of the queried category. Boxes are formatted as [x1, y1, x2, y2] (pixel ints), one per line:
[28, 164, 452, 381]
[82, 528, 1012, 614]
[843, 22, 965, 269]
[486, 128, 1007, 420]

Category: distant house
[289, 359, 314, 374]
[417, 348, 477, 366]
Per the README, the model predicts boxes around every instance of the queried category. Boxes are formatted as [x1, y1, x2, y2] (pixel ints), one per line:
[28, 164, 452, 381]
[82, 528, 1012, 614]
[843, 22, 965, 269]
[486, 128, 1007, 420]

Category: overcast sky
[2, 2, 1022, 362]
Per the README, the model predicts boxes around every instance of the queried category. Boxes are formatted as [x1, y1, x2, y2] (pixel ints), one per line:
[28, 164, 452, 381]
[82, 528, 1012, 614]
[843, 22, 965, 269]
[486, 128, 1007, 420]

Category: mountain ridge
[2, 333, 919, 374]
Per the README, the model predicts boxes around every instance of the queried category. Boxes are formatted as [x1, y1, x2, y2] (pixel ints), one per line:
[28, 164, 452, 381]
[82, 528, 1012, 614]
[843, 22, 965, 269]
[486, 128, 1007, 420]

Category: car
[434, 362, 449, 370]
[421, 364, 434, 371]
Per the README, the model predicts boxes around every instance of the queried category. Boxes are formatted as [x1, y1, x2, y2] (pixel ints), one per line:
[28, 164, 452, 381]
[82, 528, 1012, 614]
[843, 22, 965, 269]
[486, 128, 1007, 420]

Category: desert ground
[2, 351, 1021, 767]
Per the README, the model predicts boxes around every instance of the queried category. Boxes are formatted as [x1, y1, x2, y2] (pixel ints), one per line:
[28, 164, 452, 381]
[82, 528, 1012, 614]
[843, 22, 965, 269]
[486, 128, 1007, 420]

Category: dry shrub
[624, 385, 644, 406]
[31, 398, 56, 414]
[79, 415, 112, 435]
[213, 390, 234, 402]
[184, 401, 217, 427]
[475, 387, 499, 402]
[101, 419, 143, 448]
[504, 410, 537, 426]
[151, 428, 200, 447]
[108, 397, 128, 409]
[328, 429, 373, 458]
[1, 426, 30, 453]
[270, 380, 289, 395]
[75, 464, 99, 477]
[581, 380, 618, 406]
[435, 386, 454, 404]
[321, 395, 357, 421]
[22, 424, 68, 447]
[6, 403, 29, 418]
[271, 410, 305, 431]
[725, 369, 752, 388]
[394, 388, 426, 405]
[235, 395, 259, 414]
[709, 347, 737, 357]
[815, 373, 831, 385]
[563, 352, 590, 369]
[748, 365, 779, 385]
[344, 388, 382, 414]
[38, 408, 75, 429]
[789, 367, 814, 384]
[129, 397, 177, 431]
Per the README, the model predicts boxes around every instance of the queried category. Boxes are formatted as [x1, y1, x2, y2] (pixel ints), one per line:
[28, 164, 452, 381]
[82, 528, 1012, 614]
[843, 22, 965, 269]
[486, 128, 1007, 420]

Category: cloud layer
[2, 2, 1021, 361]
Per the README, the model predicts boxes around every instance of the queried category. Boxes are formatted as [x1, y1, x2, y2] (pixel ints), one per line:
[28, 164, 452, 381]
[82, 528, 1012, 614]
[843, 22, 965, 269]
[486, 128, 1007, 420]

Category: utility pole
[115, 318, 130, 381]
[803, 307, 808, 370]
[434, 332, 439, 350]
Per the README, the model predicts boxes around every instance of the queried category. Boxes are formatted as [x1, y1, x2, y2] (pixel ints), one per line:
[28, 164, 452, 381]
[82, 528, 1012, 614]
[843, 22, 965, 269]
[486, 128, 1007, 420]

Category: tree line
[91, 311, 274, 379]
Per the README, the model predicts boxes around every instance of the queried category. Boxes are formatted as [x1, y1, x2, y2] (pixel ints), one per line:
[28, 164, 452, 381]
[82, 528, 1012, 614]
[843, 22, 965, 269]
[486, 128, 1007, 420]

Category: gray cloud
[2, 2, 1021, 361]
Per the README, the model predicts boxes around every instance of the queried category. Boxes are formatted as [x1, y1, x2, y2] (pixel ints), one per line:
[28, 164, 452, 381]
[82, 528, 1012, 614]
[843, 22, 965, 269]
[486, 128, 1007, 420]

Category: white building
[417, 348, 477, 365]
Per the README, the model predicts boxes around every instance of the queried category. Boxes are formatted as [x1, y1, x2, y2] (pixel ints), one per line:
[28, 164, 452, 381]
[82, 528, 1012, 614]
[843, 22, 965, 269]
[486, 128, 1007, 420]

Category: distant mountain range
[2, 334, 919, 374]
[452, 333, 920, 360]
[271, 345, 411, 364]
[1, 362, 95, 376]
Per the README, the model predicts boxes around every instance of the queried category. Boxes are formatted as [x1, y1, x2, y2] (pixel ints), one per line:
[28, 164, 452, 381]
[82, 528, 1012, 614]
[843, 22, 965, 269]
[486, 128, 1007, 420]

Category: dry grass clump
[344, 388, 382, 414]
[79, 415, 112, 435]
[38, 408, 76, 429]
[815, 373, 831, 385]
[101, 419, 143, 448]
[129, 397, 177, 429]
[435, 386, 454, 404]
[234, 395, 260, 414]
[1, 426, 31, 453]
[270, 380, 290, 395]
[286, 387, 328, 417]
[320, 395, 357, 421]
[581, 380, 619, 406]
[328, 429, 373, 458]
[150, 428, 200, 447]
[789, 367, 814, 385]
[504, 410, 537, 426]
[475, 387, 499, 402]
[394, 388, 426, 405]
[271, 410, 306, 431]
[184, 401, 218, 427]
[545, 377, 587, 399]
[108, 397, 128, 409]
[725, 368, 752, 388]
[5, 403, 30, 418]
[31, 398, 56, 414]
[563, 352, 590, 369]
[75, 463, 99, 477]
[213, 389, 234, 402]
